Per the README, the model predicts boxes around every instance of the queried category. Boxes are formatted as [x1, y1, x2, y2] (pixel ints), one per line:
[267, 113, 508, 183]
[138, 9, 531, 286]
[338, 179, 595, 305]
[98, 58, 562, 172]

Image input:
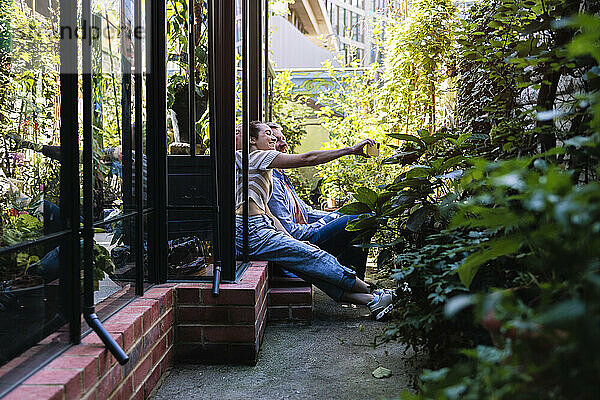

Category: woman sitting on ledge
[235, 121, 396, 320]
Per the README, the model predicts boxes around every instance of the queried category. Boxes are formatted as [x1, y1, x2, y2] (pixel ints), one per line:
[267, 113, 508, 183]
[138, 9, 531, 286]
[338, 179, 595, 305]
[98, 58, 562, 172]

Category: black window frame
[1, 0, 272, 394]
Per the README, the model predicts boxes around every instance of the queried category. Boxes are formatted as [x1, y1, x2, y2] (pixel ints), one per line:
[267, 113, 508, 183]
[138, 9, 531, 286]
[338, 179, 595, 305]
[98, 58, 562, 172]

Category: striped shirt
[235, 150, 280, 211]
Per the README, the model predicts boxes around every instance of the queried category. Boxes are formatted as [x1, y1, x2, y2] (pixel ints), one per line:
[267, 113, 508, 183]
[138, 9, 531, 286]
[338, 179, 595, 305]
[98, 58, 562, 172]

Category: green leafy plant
[270, 70, 312, 152]
[167, 0, 209, 152]
[92, 241, 115, 291]
[389, 7, 600, 398]
[331, 3, 600, 397]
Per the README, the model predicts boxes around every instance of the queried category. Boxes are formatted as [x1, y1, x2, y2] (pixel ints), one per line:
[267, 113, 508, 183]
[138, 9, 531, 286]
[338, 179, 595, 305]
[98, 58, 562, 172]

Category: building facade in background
[280, 0, 399, 67]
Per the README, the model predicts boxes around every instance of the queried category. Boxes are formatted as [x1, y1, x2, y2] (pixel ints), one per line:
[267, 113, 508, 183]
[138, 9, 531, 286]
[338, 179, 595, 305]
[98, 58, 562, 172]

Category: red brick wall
[5, 286, 176, 400]
[4, 262, 273, 400]
[174, 263, 269, 365]
[268, 273, 313, 324]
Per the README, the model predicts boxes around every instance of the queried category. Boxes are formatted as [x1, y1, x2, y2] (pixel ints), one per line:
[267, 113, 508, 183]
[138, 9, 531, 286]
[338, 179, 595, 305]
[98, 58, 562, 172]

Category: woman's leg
[339, 292, 373, 305]
[237, 215, 397, 318]
[238, 216, 358, 302]
[350, 277, 371, 293]
[339, 278, 374, 305]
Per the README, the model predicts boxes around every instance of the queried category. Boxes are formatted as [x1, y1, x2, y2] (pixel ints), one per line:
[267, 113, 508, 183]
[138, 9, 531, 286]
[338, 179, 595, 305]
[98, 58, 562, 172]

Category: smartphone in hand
[365, 142, 380, 157]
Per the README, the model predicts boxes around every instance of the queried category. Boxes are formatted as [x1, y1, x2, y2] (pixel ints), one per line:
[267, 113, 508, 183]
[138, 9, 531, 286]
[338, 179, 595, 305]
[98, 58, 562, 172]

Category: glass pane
[164, 0, 215, 280]
[91, 215, 136, 320]
[83, 0, 147, 322]
[235, 0, 242, 124]
[142, 212, 149, 283]
[0, 237, 68, 390]
[166, 0, 189, 155]
[90, 0, 125, 222]
[139, 0, 148, 210]
[194, 0, 209, 155]
[167, 209, 212, 279]
[0, 1, 73, 392]
[0, 0, 63, 250]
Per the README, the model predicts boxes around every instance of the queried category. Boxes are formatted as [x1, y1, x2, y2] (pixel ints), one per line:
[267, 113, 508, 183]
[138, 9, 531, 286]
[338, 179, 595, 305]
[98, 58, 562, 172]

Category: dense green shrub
[333, 1, 599, 397]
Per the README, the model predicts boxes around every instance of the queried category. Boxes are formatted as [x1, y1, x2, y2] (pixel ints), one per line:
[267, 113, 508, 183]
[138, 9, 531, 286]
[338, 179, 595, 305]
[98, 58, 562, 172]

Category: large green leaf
[457, 235, 523, 288]
[346, 215, 378, 232]
[353, 187, 378, 209]
[450, 206, 525, 230]
[375, 192, 395, 214]
[383, 151, 420, 165]
[337, 201, 373, 215]
[386, 133, 426, 149]
[406, 205, 435, 232]
[406, 166, 432, 179]
[440, 156, 466, 173]
[386, 177, 432, 192]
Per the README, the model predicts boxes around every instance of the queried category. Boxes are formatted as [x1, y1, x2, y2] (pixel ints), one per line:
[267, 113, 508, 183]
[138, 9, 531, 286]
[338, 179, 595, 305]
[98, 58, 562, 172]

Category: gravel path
[152, 287, 422, 400]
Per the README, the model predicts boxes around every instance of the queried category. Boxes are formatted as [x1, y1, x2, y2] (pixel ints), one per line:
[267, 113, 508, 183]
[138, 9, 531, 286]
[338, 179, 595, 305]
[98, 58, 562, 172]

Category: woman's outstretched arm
[269, 139, 375, 169]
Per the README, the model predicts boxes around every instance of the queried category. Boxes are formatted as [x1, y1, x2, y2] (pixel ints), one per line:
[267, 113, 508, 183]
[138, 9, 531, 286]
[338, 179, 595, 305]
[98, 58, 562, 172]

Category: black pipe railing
[212, 261, 222, 296]
[83, 314, 129, 365]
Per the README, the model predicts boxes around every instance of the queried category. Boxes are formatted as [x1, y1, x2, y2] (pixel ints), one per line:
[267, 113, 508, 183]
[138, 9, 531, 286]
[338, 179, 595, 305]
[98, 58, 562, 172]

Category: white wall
[270, 16, 338, 69]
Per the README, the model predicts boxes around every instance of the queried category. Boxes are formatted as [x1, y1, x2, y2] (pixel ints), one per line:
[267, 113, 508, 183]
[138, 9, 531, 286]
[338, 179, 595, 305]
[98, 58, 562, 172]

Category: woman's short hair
[266, 122, 281, 130]
[249, 120, 265, 139]
[236, 121, 267, 140]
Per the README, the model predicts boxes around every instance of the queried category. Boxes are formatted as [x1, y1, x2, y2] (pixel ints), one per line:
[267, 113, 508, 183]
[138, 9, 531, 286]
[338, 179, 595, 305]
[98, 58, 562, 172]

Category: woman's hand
[350, 138, 376, 157]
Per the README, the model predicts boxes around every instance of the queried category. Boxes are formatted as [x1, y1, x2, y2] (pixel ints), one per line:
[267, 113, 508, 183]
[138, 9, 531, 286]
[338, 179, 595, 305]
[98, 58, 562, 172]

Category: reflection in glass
[91, 216, 136, 312]
[91, 0, 124, 222]
[166, 0, 209, 155]
[167, 208, 212, 279]
[164, 0, 214, 281]
[0, 0, 70, 375]
[1, 0, 62, 249]
[168, 235, 211, 278]
[0, 238, 67, 368]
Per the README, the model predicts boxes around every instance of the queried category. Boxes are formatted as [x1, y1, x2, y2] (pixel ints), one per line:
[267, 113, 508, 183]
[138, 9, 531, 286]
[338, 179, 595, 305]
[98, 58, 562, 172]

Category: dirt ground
[152, 287, 423, 400]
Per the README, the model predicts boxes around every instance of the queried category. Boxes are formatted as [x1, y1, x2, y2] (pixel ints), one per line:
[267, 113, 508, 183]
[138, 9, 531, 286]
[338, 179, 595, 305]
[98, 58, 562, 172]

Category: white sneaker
[367, 288, 397, 320]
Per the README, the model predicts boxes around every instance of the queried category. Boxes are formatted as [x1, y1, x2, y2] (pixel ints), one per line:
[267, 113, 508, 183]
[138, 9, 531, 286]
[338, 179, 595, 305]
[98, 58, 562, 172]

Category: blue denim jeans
[306, 213, 368, 279]
[236, 215, 356, 301]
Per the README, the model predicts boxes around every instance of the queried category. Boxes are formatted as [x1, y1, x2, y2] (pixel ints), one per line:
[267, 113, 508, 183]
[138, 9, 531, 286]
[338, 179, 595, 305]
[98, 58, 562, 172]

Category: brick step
[174, 263, 269, 365]
[270, 275, 311, 288]
[268, 287, 311, 306]
[268, 262, 310, 289]
[268, 305, 312, 323]
[267, 286, 313, 324]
